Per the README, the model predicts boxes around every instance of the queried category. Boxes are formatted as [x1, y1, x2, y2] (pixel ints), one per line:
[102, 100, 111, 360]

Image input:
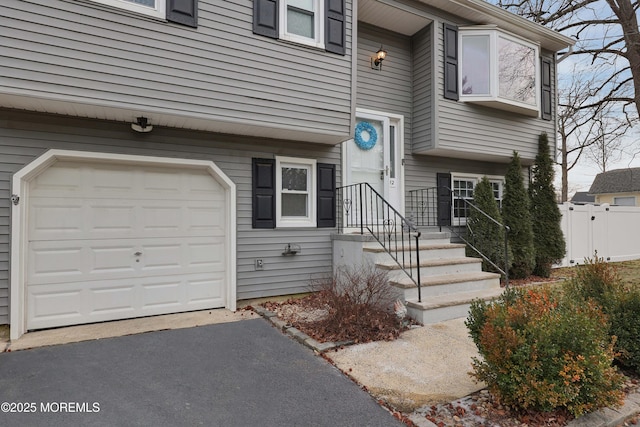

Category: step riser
[384, 261, 482, 282]
[393, 278, 500, 301]
[407, 303, 473, 324]
[363, 237, 452, 247]
[366, 247, 467, 264]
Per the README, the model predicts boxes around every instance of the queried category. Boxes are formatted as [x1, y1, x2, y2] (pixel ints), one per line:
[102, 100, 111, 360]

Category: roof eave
[424, 0, 575, 52]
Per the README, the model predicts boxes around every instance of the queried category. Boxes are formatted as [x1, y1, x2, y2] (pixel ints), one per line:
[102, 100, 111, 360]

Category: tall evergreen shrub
[502, 151, 535, 279]
[530, 133, 566, 277]
[468, 177, 509, 273]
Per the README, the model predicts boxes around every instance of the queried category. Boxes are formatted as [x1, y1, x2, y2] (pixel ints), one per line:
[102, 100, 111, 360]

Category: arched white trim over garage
[10, 150, 237, 340]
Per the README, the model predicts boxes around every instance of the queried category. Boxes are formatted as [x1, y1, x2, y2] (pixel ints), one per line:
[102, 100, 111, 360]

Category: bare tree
[557, 65, 632, 200]
[584, 107, 633, 172]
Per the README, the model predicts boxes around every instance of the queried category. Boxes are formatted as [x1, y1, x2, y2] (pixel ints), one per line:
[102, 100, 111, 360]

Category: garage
[11, 151, 236, 336]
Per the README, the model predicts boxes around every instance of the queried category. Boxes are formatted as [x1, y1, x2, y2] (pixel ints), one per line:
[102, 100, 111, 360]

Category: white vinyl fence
[558, 203, 640, 267]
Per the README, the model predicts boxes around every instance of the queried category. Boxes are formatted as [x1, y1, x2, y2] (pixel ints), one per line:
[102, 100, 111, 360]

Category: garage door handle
[134, 252, 142, 256]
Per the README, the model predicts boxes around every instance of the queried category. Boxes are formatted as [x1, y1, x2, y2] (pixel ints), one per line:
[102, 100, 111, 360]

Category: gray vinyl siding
[411, 25, 433, 152]
[356, 24, 413, 121]
[1, 0, 353, 141]
[0, 110, 342, 323]
[426, 19, 556, 163]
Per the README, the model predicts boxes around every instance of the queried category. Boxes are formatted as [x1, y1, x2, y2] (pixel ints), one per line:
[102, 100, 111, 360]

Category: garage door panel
[30, 199, 224, 241]
[188, 242, 225, 268]
[189, 206, 225, 232]
[91, 285, 137, 314]
[28, 245, 85, 280]
[30, 203, 84, 237]
[28, 273, 226, 330]
[30, 164, 83, 196]
[187, 278, 224, 304]
[29, 287, 84, 328]
[140, 244, 183, 270]
[29, 237, 224, 285]
[26, 160, 228, 331]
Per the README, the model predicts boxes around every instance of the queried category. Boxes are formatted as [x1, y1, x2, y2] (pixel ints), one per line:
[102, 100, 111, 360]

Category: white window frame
[89, 0, 166, 20]
[451, 173, 504, 224]
[276, 156, 317, 227]
[459, 26, 540, 117]
[279, 0, 325, 49]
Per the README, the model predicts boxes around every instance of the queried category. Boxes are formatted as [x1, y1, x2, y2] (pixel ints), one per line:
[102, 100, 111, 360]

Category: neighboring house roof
[589, 168, 640, 194]
[570, 192, 595, 203]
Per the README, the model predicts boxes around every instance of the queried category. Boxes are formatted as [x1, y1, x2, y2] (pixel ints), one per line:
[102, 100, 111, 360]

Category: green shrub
[610, 290, 640, 372]
[563, 256, 640, 373]
[563, 255, 621, 313]
[530, 133, 566, 277]
[502, 151, 535, 279]
[467, 177, 510, 274]
[466, 286, 624, 417]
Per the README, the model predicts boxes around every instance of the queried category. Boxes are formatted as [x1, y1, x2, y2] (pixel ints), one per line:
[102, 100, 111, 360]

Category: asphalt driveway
[0, 318, 401, 427]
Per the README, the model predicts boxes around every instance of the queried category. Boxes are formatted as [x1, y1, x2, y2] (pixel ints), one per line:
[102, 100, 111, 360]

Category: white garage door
[26, 160, 227, 330]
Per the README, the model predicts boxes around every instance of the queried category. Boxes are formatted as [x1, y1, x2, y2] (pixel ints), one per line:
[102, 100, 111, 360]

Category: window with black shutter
[252, 158, 276, 229]
[253, 0, 345, 55]
[541, 58, 553, 121]
[437, 173, 452, 226]
[167, 0, 198, 27]
[252, 158, 336, 228]
[443, 24, 459, 101]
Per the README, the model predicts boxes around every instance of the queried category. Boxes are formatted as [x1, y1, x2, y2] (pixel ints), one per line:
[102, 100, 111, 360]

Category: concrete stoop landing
[335, 230, 504, 324]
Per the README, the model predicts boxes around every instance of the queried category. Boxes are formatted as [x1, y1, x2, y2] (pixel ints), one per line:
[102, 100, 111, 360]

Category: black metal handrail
[408, 186, 510, 288]
[449, 193, 510, 288]
[408, 187, 439, 227]
[337, 183, 423, 302]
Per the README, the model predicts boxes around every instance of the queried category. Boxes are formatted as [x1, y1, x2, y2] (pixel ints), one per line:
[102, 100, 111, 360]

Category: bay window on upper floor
[444, 24, 551, 119]
[460, 27, 539, 116]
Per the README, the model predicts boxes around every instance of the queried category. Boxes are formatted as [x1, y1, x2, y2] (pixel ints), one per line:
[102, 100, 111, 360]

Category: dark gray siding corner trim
[326, 0, 346, 55]
[443, 23, 459, 101]
[167, 0, 198, 27]
[253, 0, 279, 38]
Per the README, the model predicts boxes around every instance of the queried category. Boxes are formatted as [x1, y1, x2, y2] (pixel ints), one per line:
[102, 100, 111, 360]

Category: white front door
[345, 111, 403, 213]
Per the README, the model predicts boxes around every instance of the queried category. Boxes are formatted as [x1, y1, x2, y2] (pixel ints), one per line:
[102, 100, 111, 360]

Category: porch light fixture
[371, 46, 387, 70]
[131, 116, 153, 133]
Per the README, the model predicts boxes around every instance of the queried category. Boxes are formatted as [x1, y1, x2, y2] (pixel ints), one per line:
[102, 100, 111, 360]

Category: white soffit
[359, 0, 433, 36]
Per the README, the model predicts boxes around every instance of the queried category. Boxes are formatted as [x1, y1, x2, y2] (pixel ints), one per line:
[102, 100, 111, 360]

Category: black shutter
[167, 0, 197, 27]
[252, 158, 276, 229]
[253, 0, 279, 39]
[541, 58, 552, 121]
[317, 163, 336, 227]
[436, 172, 452, 226]
[443, 24, 459, 101]
[325, 0, 345, 55]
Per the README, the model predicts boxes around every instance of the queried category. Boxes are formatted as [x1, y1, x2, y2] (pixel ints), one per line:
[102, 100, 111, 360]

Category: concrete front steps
[362, 232, 504, 324]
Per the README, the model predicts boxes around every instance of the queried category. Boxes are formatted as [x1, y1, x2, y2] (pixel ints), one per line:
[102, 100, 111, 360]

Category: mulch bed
[261, 290, 414, 344]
